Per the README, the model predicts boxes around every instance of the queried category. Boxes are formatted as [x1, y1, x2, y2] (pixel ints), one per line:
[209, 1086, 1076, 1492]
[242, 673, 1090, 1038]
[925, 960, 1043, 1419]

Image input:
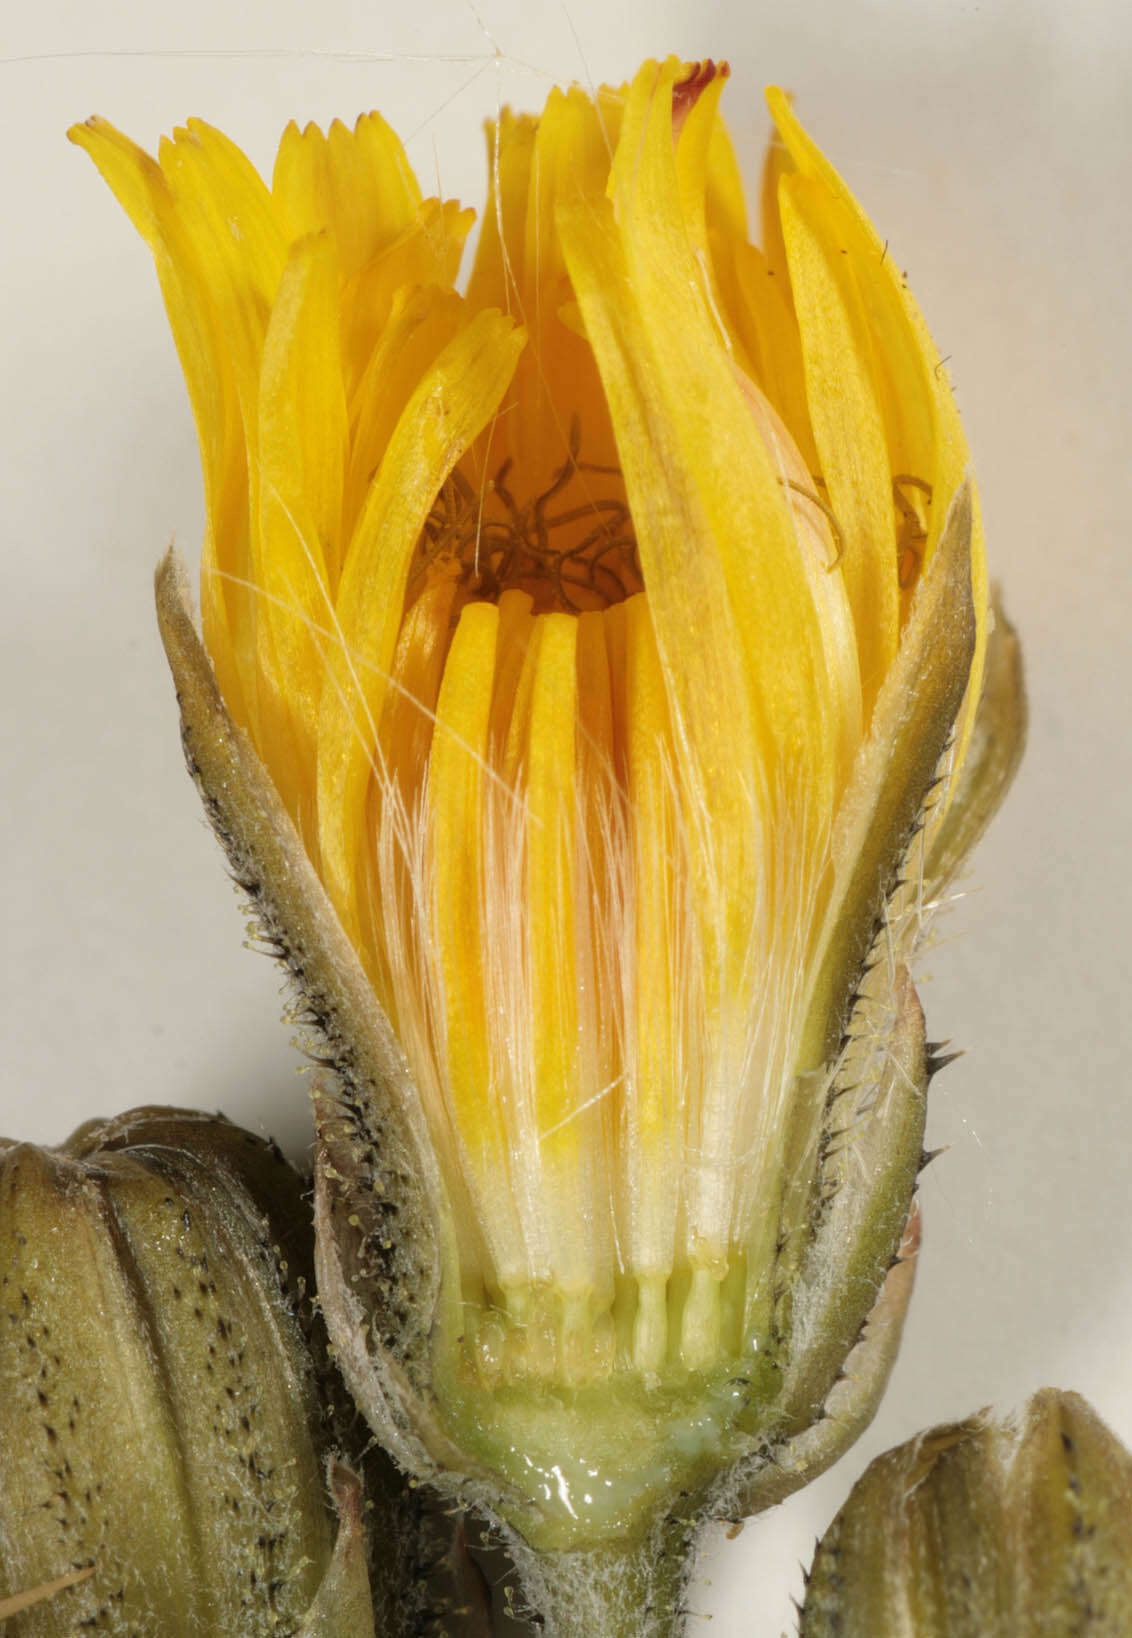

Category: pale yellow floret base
[459, 1258, 754, 1389]
[435, 1315, 781, 1551]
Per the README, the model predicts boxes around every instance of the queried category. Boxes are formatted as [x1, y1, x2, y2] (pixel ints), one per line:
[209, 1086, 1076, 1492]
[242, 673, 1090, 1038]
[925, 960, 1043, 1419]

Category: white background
[3, 2, 1131, 1631]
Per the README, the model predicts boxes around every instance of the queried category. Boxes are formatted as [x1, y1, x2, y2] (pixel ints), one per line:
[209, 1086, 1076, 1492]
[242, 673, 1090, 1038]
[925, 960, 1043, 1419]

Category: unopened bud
[0, 1107, 374, 1635]
[802, 1388, 1132, 1636]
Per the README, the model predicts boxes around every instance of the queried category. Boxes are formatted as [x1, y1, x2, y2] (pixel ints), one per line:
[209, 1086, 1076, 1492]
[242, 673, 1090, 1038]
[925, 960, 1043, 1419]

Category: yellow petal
[759, 118, 793, 285]
[522, 613, 580, 1179]
[778, 171, 901, 712]
[378, 579, 458, 819]
[361, 577, 460, 1182]
[342, 285, 466, 551]
[672, 65, 770, 436]
[559, 191, 757, 906]
[711, 234, 820, 472]
[427, 602, 512, 1203]
[613, 62, 835, 791]
[767, 92, 939, 480]
[488, 589, 536, 761]
[469, 90, 618, 494]
[730, 367, 862, 788]
[156, 125, 289, 646]
[767, 86, 987, 774]
[316, 309, 525, 940]
[272, 113, 424, 279]
[672, 62, 733, 265]
[157, 122, 287, 438]
[68, 117, 258, 730]
[573, 607, 617, 1130]
[252, 231, 348, 834]
[465, 110, 537, 318]
[560, 66, 837, 913]
[340, 200, 472, 401]
[260, 233, 346, 586]
[704, 89, 749, 246]
[609, 595, 680, 1286]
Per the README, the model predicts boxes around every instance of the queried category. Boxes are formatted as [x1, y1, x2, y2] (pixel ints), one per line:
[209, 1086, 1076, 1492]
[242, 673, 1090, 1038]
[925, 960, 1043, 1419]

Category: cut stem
[506, 1517, 696, 1638]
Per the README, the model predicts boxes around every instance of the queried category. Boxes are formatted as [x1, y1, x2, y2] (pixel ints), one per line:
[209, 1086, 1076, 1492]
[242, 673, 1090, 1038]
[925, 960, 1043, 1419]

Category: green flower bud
[802, 1389, 1132, 1636]
[0, 1108, 374, 1636]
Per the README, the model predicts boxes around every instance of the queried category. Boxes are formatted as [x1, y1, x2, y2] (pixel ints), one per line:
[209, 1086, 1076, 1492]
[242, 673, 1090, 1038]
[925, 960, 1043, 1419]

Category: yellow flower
[72, 58, 1020, 1599]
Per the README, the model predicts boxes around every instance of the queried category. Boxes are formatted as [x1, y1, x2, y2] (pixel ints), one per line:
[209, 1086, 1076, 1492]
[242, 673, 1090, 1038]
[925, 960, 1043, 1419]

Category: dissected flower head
[72, 58, 1022, 1584]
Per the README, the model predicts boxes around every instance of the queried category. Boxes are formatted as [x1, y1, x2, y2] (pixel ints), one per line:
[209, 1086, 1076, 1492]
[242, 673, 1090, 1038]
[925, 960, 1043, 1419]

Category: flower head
[72, 60, 1019, 1566]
